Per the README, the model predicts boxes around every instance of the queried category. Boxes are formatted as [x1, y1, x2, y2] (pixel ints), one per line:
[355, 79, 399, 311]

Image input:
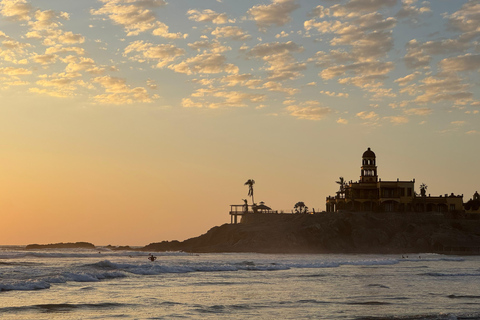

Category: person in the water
[148, 254, 157, 261]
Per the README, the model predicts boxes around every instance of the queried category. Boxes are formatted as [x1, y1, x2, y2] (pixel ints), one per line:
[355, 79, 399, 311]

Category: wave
[420, 272, 480, 277]
[0, 250, 190, 260]
[347, 301, 392, 306]
[0, 302, 131, 314]
[0, 270, 127, 292]
[0, 280, 51, 292]
[0, 253, 471, 293]
[447, 294, 480, 299]
[354, 313, 480, 320]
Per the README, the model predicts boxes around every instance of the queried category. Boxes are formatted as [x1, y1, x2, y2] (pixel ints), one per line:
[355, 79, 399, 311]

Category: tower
[360, 147, 378, 183]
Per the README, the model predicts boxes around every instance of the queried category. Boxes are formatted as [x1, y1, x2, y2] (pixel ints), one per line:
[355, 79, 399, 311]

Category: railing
[229, 204, 322, 215]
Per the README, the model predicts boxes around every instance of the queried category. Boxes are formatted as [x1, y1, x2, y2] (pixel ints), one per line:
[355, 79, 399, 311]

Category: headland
[141, 211, 480, 255]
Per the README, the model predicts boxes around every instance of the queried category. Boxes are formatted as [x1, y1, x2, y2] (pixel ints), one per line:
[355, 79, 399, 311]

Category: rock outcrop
[142, 212, 480, 254]
[25, 242, 96, 250]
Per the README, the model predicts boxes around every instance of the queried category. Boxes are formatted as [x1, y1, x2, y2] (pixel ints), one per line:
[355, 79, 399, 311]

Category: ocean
[1, 246, 479, 319]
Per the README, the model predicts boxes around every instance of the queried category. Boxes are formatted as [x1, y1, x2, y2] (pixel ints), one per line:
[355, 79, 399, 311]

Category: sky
[0, 0, 479, 246]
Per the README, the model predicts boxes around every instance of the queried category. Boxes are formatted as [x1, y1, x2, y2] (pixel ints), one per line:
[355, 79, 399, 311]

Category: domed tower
[360, 147, 378, 183]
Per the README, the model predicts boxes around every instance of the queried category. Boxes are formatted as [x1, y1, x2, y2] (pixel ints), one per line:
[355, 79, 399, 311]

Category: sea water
[1, 246, 480, 319]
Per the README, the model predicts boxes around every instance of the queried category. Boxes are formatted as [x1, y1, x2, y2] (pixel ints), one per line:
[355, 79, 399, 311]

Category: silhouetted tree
[244, 179, 255, 205]
[294, 201, 308, 214]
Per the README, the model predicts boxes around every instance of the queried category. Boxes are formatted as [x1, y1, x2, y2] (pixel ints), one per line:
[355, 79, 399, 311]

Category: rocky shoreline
[142, 212, 480, 254]
[25, 212, 480, 254]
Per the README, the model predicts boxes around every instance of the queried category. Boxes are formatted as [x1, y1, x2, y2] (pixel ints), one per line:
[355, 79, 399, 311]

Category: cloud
[0, 66, 30, 77]
[262, 81, 299, 95]
[0, 0, 32, 21]
[32, 53, 57, 65]
[169, 53, 239, 75]
[395, 0, 431, 21]
[188, 40, 231, 53]
[61, 56, 104, 74]
[320, 61, 393, 80]
[0, 37, 31, 64]
[384, 116, 409, 124]
[247, 0, 300, 29]
[124, 40, 185, 68]
[394, 71, 420, 86]
[439, 54, 480, 73]
[275, 31, 290, 38]
[447, 0, 480, 33]
[305, 3, 397, 97]
[187, 9, 231, 24]
[343, 0, 397, 13]
[413, 74, 473, 104]
[90, 0, 171, 36]
[404, 108, 433, 116]
[320, 91, 349, 98]
[92, 75, 153, 104]
[45, 46, 85, 56]
[211, 26, 250, 41]
[356, 111, 378, 121]
[337, 117, 348, 124]
[466, 130, 480, 135]
[29, 72, 89, 98]
[247, 41, 305, 81]
[247, 41, 303, 58]
[220, 74, 253, 87]
[182, 88, 265, 108]
[152, 22, 187, 39]
[286, 101, 332, 120]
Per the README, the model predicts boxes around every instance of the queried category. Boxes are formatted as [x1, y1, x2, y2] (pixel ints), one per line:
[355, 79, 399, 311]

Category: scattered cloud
[211, 26, 250, 41]
[248, 0, 300, 29]
[0, 0, 478, 117]
[124, 40, 185, 68]
[92, 75, 153, 104]
[356, 111, 379, 121]
[169, 53, 239, 75]
[90, 0, 184, 39]
[285, 100, 332, 120]
[187, 9, 231, 24]
[404, 108, 433, 116]
[337, 117, 348, 124]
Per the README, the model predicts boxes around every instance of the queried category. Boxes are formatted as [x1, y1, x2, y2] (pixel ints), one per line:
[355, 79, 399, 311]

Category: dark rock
[140, 212, 480, 254]
[25, 242, 95, 250]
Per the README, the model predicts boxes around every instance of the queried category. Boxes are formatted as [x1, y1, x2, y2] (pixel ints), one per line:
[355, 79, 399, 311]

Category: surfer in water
[148, 254, 157, 262]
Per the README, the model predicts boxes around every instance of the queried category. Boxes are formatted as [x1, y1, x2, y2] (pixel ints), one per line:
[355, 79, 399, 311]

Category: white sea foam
[0, 280, 51, 291]
[0, 252, 472, 293]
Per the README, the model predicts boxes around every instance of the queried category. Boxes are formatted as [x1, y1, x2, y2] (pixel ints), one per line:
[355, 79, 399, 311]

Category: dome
[362, 147, 376, 158]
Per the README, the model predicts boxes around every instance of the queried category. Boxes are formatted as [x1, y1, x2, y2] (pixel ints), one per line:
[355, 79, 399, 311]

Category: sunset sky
[0, 0, 479, 246]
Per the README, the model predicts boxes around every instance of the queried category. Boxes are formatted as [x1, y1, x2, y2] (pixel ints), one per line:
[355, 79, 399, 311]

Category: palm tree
[244, 179, 255, 205]
[336, 177, 346, 193]
[420, 183, 428, 197]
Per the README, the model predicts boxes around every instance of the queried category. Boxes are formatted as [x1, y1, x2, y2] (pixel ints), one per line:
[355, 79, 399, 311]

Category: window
[450, 204, 455, 211]
[407, 188, 412, 196]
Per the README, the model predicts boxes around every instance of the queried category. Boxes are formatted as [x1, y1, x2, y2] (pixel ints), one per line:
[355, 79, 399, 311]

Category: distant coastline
[26, 212, 480, 255]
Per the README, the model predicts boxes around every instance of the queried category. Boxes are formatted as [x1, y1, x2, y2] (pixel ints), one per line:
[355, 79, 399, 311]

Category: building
[465, 191, 480, 214]
[326, 148, 464, 213]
